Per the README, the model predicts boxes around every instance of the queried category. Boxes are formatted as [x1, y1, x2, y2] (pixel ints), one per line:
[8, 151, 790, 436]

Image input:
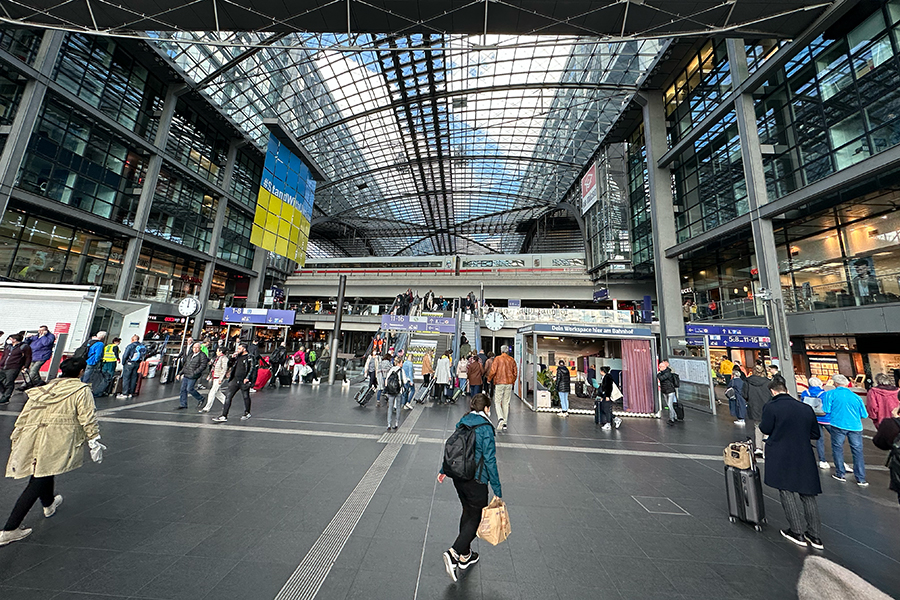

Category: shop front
[515, 323, 659, 417]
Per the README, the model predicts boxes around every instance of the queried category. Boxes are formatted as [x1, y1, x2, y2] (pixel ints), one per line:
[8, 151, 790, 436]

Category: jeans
[4, 475, 54, 530]
[26, 360, 45, 385]
[815, 424, 832, 463]
[830, 427, 866, 482]
[451, 477, 489, 557]
[222, 381, 251, 418]
[386, 393, 401, 428]
[0, 368, 19, 402]
[469, 384, 482, 397]
[559, 391, 568, 412]
[664, 392, 677, 422]
[81, 363, 98, 384]
[494, 384, 512, 426]
[122, 362, 139, 396]
[179, 376, 203, 408]
[401, 382, 414, 405]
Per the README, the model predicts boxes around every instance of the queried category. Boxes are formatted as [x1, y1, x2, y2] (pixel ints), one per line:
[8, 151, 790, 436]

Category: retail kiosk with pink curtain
[515, 323, 660, 417]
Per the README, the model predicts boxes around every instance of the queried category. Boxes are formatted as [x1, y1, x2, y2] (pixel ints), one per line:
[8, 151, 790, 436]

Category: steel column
[328, 274, 347, 384]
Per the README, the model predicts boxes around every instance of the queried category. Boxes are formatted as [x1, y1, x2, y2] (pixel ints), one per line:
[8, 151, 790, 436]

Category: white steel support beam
[727, 39, 797, 397]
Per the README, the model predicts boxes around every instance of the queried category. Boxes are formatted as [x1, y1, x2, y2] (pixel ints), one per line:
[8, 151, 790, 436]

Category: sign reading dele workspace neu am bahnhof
[250, 135, 316, 265]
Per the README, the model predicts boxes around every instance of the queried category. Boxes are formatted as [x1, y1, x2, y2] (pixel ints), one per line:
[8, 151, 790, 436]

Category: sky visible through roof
[153, 32, 664, 255]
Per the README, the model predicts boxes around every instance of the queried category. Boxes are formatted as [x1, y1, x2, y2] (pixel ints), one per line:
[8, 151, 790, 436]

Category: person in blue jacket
[728, 371, 747, 425]
[80, 331, 106, 384]
[438, 393, 502, 582]
[24, 325, 55, 386]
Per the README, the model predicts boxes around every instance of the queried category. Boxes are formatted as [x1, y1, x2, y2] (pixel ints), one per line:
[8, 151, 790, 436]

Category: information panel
[250, 135, 315, 265]
[380, 315, 456, 334]
[223, 308, 296, 325]
[685, 325, 770, 348]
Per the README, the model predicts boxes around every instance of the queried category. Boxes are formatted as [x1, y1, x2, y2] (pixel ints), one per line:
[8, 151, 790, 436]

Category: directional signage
[223, 308, 296, 325]
[685, 325, 770, 348]
[381, 315, 456, 334]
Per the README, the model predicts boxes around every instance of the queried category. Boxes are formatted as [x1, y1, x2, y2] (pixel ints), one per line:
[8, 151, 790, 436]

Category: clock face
[178, 297, 200, 316]
[485, 311, 504, 331]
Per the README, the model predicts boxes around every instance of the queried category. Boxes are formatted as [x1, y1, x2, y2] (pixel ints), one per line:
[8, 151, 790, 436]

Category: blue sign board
[381, 315, 456, 334]
[685, 325, 770, 348]
[593, 289, 609, 301]
[507, 299, 521, 308]
[223, 308, 296, 325]
[530, 323, 653, 337]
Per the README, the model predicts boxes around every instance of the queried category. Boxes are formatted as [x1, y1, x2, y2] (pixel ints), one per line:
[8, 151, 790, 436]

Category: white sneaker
[734, 420, 746, 425]
[126, 395, 133, 398]
[602, 423, 612, 431]
[818, 461, 830, 469]
[115, 394, 128, 400]
[557, 411, 567, 417]
[844, 463, 851, 473]
[249, 389, 257, 393]
[614, 417, 622, 429]
[241, 414, 251, 421]
[0, 526, 32, 546]
[212, 416, 227, 422]
[43, 495, 63, 518]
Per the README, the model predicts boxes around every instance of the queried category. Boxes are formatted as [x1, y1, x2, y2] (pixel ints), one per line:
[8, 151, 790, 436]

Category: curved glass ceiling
[153, 33, 665, 255]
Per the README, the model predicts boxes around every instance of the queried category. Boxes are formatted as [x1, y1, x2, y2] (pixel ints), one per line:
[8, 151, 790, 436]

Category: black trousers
[599, 399, 614, 426]
[4, 475, 54, 530]
[451, 477, 489, 556]
[222, 381, 251, 417]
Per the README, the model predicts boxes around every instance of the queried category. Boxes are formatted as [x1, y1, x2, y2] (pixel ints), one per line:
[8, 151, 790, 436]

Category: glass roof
[152, 33, 665, 255]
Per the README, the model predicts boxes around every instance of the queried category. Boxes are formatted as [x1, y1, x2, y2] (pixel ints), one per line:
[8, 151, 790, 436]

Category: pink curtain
[621, 339, 655, 413]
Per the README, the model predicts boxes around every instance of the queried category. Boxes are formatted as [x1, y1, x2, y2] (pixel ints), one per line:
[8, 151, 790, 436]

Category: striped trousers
[779, 489, 821, 538]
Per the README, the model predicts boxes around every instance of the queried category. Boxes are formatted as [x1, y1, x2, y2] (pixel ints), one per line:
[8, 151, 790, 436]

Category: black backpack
[442, 418, 493, 481]
[385, 369, 402, 395]
[673, 373, 681, 388]
[73, 339, 98, 361]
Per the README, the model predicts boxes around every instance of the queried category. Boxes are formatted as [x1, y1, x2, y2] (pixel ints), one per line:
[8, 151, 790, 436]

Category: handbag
[723, 441, 755, 470]
[610, 383, 623, 401]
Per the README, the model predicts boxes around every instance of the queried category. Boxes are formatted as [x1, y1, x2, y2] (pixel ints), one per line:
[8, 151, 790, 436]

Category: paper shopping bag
[476, 497, 511, 546]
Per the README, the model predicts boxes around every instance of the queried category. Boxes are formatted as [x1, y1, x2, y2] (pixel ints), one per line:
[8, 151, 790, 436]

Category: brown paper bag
[476, 497, 511, 546]
[723, 441, 754, 470]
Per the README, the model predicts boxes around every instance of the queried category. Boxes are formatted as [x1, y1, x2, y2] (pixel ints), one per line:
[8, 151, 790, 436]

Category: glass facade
[53, 33, 165, 140]
[130, 246, 205, 304]
[626, 126, 653, 271]
[19, 94, 148, 225]
[218, 206, 255, 268]
[665, 40, 732, 146]
[230, 148, 262, 212]
[0, 29, 41, 65]
[147, 167, 217, 253]
[166, 99, 230, 186]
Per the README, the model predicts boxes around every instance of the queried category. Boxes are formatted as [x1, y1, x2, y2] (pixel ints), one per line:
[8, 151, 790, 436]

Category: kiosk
[515, 323, 659, 417]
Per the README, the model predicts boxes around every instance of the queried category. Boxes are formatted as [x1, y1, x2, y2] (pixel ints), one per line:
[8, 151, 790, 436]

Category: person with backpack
[657, 360, 679, 426]
[726, 368, 747, 426]
[0, 334, 31, 404]
[598, 366, 622, 429]
[78, 331, 106, 384]
[872, 404, 900, 505]
[117, 335, 146, 399]
[745, 365, 772, 453]
[801, 376, 832, 470]
[384, 355, 409, 430]
[555, 360, 571, 417]
[376, 352, 393, 407]
[437, 393, 502, 582]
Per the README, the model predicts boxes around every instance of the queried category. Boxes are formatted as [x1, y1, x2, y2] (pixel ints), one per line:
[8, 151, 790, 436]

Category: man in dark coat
[744, 365, 771, 455]
[759, 375, 823, 550]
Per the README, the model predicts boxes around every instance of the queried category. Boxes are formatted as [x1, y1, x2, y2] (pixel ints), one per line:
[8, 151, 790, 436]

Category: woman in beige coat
[0, 357, 104, 547]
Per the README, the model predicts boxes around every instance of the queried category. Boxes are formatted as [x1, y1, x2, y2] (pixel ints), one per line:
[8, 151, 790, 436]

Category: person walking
[872, 405, 900, 505]
[745, 365, 771, 453]
[800, 377, 832, 470]
[200, 347, 228, 413]
[483, 352, 495, 398]
[456, 354, 469, 392]
[598, 366, 621, 429]
[363, 349, 379, 393]
[435, 350, 452, 403]
[759, 375, 824, 550]
[1, 357, 105, 547]
[23, 325, 55, 387]
[0, 334, 32, 404]
[175, 342, 209, 410]
[719, 356, 735, 385]
[438, 393, 502, 582]
[213, 344, 257, 422]
[117, 335, 146, 399]
[421, 349, 434, 389]
[487, 345, 517, 431]
[555, 360, 571, 417]
[401, 354, 415, 410]
[101, 336, 121, 380]
[376, 352, 393, 407]
[866, 373, 899, 429]
[459, 333, 471, 358]
[80, 331, 106, 384]
[823, 374, 870, 486]
[384, 356, 409, 430]
[727, 369, 747, 425]
[466, 354, 483, 397]
[657, 360, 678, 426]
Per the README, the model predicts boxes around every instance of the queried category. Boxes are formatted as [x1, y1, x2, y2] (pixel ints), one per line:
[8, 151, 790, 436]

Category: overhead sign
[528, 323, 653, 337]
[223, 308, 296, 325]
[381, 315, 456, 334]
[581, 161, 599, 215]
[593, 289, 609, 301]
[686, 325, 770, 348]
[507, 299, 521, 308]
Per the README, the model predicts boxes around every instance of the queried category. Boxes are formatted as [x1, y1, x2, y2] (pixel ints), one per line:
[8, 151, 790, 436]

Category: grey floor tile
[200, 559, 300, 600]
[66, 552, 179, 596]
[132, 555, 238, 600]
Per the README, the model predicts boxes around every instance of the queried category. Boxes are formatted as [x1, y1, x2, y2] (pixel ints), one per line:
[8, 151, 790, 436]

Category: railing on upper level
[291, 266, 588, 278]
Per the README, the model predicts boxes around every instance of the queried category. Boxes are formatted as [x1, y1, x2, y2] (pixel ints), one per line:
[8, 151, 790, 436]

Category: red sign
[581, 162, 598, 214]
[54, 323, 70, 334]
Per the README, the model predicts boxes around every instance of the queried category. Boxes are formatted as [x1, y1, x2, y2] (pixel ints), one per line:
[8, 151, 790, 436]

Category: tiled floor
[0, 378, 897, 599]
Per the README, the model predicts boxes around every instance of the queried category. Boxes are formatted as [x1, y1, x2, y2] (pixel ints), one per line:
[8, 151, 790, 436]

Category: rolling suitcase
[575, 381, 585, 398]
[277, 370, 292, 386]
[725, 465, 765, 531]
[254, 368, 272, 390]
[355, 383, 375, 406]
[594, 400, 602, 424]
[414, 378, 435, 404]
[673, 400, 685, 421]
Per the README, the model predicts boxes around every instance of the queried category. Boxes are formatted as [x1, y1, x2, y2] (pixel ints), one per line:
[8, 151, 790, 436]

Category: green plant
[536, 369, 559, 404]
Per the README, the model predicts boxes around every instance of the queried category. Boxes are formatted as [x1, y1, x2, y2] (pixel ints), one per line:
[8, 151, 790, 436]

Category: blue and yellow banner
[250, 135, 316, 265]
